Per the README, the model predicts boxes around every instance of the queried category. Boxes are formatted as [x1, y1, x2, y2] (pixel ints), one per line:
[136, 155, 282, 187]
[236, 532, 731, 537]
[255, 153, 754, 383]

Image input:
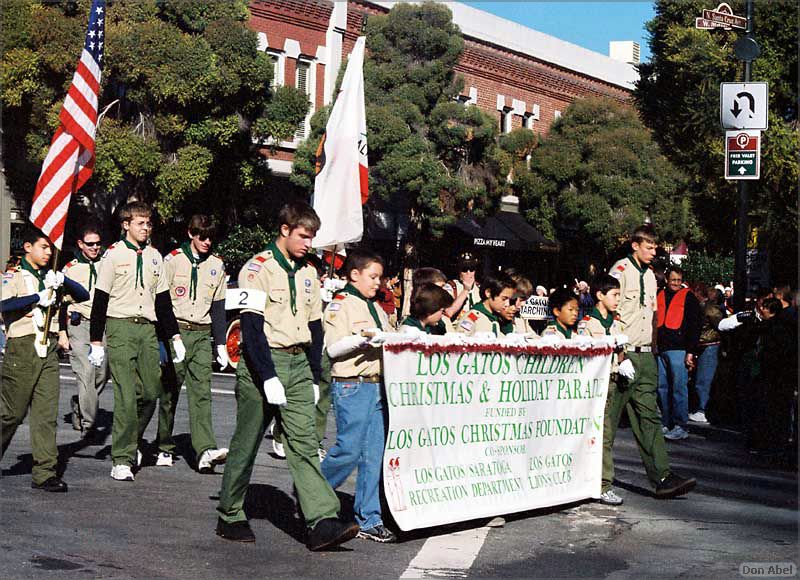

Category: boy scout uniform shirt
[446, 280, 482, 321]
[543, 321, 573, 340]
[583, 310, 622, 372]
[324, 292, 390, 378]
[238, 249, 321, 348]
[62, 258, 101, 319]
[94, 243, 169, 321]
[609, 256, 657, 347]
[2, 267, 50, 338]
[458, 305, 502, 336]
[164, 249, 226, 324]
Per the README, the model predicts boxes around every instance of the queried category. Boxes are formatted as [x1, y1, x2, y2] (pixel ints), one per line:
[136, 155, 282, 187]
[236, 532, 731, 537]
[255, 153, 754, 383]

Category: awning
[476, 211, 560, 253]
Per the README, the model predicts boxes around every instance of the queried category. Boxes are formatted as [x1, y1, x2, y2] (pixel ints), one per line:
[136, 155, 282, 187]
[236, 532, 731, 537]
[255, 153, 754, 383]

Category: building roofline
[365, 1, 638, 90]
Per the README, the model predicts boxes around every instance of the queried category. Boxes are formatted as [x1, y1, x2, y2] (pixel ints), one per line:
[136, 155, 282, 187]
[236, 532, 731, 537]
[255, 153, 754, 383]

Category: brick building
[248, 0, 636, 175]
[246, 0, 638, 280]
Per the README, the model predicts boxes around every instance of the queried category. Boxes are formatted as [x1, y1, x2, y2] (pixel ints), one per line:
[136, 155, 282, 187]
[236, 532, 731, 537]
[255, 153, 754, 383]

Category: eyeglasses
[195, 235, 211, 242]
[82, 241, 101, 247]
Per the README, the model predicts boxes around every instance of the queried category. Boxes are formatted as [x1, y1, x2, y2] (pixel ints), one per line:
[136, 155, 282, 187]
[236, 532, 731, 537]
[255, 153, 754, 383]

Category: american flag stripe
[30, 1, 105, 250]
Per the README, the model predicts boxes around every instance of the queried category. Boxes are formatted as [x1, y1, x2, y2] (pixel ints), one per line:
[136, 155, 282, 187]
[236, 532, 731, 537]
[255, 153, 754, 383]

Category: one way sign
[720, 83, 768, 130]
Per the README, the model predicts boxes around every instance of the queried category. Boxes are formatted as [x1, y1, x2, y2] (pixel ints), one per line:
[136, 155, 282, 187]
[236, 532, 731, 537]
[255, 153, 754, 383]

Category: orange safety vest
[657, 288, 689, 330]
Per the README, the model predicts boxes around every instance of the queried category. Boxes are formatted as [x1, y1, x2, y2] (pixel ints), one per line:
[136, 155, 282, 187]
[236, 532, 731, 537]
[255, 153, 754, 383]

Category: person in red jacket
[656, 266, 702, 440]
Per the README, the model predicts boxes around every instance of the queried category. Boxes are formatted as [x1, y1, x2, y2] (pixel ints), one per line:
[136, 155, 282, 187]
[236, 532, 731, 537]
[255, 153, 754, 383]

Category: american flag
[30, 0, 105, 250]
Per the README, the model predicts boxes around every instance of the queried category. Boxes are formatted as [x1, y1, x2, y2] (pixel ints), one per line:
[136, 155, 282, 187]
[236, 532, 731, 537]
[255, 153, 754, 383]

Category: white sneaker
[688, 411, 708, 424]
[156, 452, 174, 467]
[272, 439, 286, 459]
[317, 446, 327, 461]
[198, 448, 228, 473]
[110, 464, 135, 481]
[661, 425, 669, 435]
[598, 489, 624, 506]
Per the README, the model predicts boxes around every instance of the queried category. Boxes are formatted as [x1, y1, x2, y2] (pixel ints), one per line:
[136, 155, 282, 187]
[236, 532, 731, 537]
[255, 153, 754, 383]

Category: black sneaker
[31, 477, 68, 493]
[215, 518, 255, 543]
[357, 525, 397, 543]
[655, 473, 696, 499]
[306, 518, 359, 551]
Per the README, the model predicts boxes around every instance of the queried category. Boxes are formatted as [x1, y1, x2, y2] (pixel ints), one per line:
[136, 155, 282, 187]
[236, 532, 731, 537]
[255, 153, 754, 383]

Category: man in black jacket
[656, 266, 701, 440]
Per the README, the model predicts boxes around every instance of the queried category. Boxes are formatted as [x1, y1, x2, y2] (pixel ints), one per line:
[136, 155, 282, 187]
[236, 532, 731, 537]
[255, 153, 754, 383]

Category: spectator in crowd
[446, 252, 481, 323]
[375, 273, 398, 328]
[575, 280, 594, 320]
[656, 265, 702, 441]
[689, 286, 725, 424]
[535, 285, 547, 297]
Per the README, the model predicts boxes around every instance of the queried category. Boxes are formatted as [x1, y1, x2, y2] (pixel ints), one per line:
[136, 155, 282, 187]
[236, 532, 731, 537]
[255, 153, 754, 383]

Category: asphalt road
[0, 364, 796, 579]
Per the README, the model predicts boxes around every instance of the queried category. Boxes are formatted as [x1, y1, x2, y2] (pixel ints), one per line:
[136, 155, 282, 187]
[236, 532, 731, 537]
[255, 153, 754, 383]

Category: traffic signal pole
[732, 0, 754, 312]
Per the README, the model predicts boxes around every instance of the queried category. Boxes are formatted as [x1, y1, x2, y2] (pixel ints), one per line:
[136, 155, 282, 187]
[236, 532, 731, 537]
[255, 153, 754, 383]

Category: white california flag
[312, 36, 368, 249]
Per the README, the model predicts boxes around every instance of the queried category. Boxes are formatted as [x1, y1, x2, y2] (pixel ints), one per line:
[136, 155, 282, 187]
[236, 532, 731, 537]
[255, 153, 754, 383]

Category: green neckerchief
[180, 241, 209, 301]
[20, 257, 45, 291]
[627, 254, 647, 306]
[267, 240, 305, 315]
[554, 320, 573, 339]
[589, 306, 614, 336]
[474, 302, 514, 336]
[401, 316, 445, 335]
[121, 236, 148, 289]
[76, 251, 100, 291]
[341, 283, 383, 328]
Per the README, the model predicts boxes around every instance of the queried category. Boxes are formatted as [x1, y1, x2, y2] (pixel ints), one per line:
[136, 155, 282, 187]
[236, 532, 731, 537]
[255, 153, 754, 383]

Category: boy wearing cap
[446, 252, 481, 323]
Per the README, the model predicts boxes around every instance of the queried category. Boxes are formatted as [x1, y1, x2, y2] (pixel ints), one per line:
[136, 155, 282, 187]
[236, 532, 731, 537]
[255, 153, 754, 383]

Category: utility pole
[732, 0, 756, 312]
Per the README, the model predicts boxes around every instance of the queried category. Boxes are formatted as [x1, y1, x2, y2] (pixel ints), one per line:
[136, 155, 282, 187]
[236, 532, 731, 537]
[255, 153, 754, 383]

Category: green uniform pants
[0, 336, 60, 485]
[106, 318, 162, 467]
[217, 349, 340, 529]
[273, 352, 332, 447]
[602, 352, 671, 490]
[157, 328, 218, 457]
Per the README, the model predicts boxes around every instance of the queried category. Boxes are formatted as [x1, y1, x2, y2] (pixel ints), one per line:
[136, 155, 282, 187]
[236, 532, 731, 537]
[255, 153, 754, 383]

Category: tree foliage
[1, 0, 309, 241]
[291, 1, 501, 240]
[635, 0, 798, 283]
[510, 97, 696, 264]
[680, 252, 734, 287]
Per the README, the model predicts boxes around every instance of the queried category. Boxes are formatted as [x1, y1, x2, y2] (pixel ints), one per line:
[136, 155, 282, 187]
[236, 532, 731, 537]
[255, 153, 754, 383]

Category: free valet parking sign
[381, 335, 614, 531]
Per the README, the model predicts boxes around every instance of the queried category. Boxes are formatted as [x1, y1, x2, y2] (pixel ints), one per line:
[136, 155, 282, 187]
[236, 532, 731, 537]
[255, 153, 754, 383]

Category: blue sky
[468, 2, 656, 62]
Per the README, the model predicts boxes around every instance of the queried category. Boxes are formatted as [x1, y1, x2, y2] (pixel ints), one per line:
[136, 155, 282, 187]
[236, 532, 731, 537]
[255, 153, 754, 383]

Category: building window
[523, 112, 535, 130]
[500, 107, 513, 133]
[267, 50, 284, 89]
[554, 110, 562, 120]
[295, 60, 312, 141]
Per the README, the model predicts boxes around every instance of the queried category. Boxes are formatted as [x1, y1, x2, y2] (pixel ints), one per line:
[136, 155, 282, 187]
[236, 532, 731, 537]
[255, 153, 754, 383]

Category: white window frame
[266, 49, 285, 89]
[292, 57, 316, 144]
[500, 106, 513, 134]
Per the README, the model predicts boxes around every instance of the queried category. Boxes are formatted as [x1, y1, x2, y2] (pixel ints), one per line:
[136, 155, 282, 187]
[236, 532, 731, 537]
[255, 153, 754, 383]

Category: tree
[1, 0, 309, 243]
[635, 0, 798, 284]
[291, 1, 501, 256]
[512, 97, 696, 269]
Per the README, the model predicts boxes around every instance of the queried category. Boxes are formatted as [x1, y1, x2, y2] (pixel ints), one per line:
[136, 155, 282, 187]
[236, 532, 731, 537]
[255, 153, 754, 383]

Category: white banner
[382, 336, 613, 531]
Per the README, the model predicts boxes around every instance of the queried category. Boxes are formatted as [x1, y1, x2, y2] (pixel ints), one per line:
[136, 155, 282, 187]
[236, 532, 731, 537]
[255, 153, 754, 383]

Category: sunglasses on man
[81, 241, 101, 247]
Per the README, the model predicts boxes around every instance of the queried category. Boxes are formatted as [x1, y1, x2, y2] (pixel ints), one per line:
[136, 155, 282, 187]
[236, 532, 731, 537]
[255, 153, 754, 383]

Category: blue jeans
[657, 350, 689, 429]
[694, 344, 719, 412]
[321, 380, 386, 531]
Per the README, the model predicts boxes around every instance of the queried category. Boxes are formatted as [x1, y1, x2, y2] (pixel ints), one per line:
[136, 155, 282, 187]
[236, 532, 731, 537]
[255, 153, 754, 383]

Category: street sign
[695, 17, 730, 30]
[720, 82, 768, 130]
[725, 130, 760, 180]
[703, 3, 747, 29]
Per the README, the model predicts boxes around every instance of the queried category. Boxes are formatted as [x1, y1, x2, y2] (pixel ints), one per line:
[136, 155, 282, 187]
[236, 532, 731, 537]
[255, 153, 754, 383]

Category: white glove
[263, 377, 287, 407]
[718, 314, 742, 332]
[36, 290, 55, 307]
[88, 344, 105, 367]
[614, 334, 630, 348]
[216, 345, 229, 370]
[172, 337, 186, 363]
[400, 326, 424, 338]
[44, 270, 65, 290]
[313, 383, 320, 405]
[368, 331, 389, 347]
[617, 358, 636, 380]
[327, 334, 369, 358]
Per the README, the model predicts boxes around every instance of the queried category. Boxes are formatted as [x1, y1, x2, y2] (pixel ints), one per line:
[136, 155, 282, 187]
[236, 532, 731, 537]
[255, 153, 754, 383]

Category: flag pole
[40, 245, 60, 345]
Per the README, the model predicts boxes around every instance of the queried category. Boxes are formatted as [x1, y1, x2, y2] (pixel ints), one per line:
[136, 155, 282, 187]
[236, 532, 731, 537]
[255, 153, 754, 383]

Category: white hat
[714, 284, 725, 291]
